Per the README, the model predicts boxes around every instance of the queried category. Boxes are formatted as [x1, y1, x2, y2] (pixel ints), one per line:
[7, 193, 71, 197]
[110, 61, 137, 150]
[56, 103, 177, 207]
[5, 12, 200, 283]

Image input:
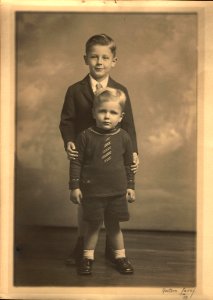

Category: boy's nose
[104, 112, 110, 118]
[97, 57, 103, 64]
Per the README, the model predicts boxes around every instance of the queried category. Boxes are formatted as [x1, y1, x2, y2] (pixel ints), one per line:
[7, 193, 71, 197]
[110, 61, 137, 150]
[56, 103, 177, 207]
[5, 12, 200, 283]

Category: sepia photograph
[1, 1, 213, 299]
[14, 9, 197, 286]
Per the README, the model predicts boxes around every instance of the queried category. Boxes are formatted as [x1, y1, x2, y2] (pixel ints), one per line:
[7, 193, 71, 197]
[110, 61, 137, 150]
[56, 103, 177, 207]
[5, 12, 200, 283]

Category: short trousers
[81, 194, 130, 223]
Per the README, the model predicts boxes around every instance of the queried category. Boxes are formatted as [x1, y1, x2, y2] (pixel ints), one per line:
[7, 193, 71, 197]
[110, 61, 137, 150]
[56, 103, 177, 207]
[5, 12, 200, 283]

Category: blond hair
[94, 88, 126, 112]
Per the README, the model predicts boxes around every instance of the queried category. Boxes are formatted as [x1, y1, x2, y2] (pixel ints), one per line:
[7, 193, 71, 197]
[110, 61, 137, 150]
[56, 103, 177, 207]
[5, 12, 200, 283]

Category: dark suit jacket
[59, 74, 138, 152]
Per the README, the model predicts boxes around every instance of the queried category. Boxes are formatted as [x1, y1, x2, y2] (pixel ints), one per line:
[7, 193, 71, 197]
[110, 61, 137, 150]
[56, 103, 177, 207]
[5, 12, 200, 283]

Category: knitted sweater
[69, 126, 135, 197]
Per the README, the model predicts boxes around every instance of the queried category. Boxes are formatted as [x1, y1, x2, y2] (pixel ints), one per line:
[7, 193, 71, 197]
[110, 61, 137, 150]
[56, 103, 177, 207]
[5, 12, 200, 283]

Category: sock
[114, 249, 126, 259]
[83, 249, 94, 260]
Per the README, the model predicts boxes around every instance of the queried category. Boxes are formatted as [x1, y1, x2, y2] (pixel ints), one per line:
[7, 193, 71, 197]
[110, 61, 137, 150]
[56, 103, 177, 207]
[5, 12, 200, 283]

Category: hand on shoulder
[67, 141, 78, 160]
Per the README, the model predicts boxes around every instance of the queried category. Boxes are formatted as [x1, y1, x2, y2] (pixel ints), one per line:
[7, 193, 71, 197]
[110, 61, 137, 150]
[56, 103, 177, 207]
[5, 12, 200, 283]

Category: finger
[67, 150, 78, 156]
[67, 155, 73, 161]
[71, 153, 79, 157]
[128, 198, 135, 203]
[68, 154, 79, 160]
[133, 153, 137, 163]
[70, 143, 76, 150]
[131, 167, 137, 174]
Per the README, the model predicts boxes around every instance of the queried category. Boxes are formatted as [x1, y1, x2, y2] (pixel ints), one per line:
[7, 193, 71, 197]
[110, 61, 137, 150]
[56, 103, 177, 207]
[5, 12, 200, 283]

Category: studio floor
[14, 226, 196, 287]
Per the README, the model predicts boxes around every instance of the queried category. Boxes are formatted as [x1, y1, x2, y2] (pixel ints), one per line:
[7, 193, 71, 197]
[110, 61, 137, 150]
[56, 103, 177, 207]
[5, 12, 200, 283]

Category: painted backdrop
[15, 12, 197, 231]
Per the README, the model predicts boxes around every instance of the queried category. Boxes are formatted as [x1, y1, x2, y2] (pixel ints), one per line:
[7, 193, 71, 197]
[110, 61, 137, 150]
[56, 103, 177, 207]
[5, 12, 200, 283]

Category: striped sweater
[69, 126, 135, 197]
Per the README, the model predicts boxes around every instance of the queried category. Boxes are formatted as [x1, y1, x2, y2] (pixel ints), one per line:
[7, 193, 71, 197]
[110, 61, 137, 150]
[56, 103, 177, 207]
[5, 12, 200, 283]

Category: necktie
[101, 137, 112, 163]
[95, 82, 103, 94]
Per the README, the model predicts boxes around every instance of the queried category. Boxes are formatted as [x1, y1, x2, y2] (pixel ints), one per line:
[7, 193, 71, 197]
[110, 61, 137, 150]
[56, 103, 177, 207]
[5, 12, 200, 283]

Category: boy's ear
[120, 112, 125, 121]
[112, 56, 118, 68]
[84, 55, 88, 65]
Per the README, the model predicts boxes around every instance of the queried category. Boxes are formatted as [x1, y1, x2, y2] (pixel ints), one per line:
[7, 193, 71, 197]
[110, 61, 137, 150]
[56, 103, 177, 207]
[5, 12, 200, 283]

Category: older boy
[70, 88, 136, 275]
[59, 34, 139, 263]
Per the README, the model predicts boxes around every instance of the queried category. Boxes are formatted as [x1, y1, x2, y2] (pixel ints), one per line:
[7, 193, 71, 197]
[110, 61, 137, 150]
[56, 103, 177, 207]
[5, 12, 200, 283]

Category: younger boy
[70, 88, 136, 275]
[59, 34, 139, 263]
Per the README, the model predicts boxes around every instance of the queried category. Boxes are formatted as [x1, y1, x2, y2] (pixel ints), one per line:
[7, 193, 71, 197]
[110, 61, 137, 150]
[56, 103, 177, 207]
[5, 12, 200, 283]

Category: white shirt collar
[89, 74, 109, 93]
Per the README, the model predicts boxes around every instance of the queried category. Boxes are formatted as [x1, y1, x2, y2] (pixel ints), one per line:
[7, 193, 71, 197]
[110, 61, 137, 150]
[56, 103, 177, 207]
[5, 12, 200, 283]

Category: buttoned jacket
[59, 74, 138, 152]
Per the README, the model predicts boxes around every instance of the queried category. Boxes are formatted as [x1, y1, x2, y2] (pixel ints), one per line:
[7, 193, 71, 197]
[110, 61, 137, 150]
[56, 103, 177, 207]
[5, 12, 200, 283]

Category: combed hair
[85, 34, 116, 57]
[94, 88, 126, 112]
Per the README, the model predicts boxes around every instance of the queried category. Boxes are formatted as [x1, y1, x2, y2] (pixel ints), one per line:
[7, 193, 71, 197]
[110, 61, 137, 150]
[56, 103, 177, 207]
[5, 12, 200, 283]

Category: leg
[104, 216, 134, 274]
[66, 205, 87, 265]
[84, 220, 103, 250]
[104, 217, 124, 250]
[104, 194, 129, 262]
[78, 220, 102, 275]
[77, 204, 88, 237]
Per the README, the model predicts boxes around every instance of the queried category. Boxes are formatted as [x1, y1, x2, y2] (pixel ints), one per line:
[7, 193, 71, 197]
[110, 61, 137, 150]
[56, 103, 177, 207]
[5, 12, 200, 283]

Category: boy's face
[84, 45, 117, 81]
[93, 100, 123, 130]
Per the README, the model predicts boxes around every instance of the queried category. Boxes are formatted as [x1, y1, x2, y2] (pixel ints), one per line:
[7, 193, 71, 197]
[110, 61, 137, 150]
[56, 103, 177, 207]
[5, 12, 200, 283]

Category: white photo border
[1, 1, 213, 299]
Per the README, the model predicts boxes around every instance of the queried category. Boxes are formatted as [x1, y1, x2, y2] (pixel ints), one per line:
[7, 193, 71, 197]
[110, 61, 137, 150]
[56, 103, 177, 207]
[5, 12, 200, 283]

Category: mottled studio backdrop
[15, 13, 197, 231]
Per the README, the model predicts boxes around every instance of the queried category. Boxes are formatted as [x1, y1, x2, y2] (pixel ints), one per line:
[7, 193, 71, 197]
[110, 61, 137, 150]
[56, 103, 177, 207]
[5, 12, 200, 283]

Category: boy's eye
[89, 55, 109, 60]
[111, 110, 118, 115]
[98, 109, 106, 113]
[98, 110, 119, 115]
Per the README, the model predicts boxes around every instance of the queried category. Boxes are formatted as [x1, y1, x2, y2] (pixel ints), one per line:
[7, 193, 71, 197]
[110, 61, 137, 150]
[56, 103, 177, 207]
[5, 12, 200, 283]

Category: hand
[131, 152, 139, 174]
[67, 141, 78, 160]
[126, 189, 136, 203]
[70, 189, 82, 205]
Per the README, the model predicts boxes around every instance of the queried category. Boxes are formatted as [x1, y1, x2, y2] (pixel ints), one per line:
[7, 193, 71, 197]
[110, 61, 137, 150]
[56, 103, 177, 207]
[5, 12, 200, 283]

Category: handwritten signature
[162, 288, 195, 299]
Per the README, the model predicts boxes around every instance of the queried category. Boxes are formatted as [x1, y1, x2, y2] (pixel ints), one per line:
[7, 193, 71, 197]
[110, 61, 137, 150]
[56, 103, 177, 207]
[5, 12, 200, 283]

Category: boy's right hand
[126, 189, 136, 203]
[67, 141, 79, 160]
[70, 189, 82, 205]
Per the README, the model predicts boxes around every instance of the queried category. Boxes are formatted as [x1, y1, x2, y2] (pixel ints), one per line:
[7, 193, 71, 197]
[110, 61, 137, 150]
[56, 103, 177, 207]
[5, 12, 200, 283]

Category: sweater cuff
[127, 180, 135, 190]
[69, 178, 80, 189]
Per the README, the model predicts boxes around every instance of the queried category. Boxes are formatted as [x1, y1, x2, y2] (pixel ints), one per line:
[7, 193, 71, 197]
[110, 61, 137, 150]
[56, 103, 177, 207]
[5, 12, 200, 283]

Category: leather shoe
[78, 258, 93, 275]
[115, 257, 134, 274]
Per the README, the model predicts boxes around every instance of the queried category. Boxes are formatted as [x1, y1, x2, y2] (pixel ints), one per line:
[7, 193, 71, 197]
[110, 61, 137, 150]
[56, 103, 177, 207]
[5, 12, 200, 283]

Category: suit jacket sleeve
[123, 131, 135, 190]
[59, 86, 76, 149]
[69, 131, 86, 189]
[121, 88, 138, 153]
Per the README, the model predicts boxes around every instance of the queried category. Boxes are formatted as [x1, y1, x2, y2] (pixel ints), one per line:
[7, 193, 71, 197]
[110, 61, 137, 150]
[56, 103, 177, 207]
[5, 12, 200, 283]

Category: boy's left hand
[131, 153, 139, 174]
[126, 189, 136, 203]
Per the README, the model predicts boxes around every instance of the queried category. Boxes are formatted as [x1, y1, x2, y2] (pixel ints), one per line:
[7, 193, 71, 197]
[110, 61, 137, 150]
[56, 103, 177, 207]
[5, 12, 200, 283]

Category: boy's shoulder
[108, 77, 128, 93]
[66, 75, 90, 91]
[77, 126, 94, 139]
[119, 128, 131, 139]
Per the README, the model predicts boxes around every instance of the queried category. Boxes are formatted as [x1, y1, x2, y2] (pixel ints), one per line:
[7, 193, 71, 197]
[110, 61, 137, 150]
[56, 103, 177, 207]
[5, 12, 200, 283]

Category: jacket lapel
[107, 77, 117, 88]
[80, 74, 94, 104]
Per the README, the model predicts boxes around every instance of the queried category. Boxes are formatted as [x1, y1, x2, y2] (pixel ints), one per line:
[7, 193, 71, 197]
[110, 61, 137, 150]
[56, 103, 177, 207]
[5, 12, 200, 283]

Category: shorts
[81, 194, 129, 223]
